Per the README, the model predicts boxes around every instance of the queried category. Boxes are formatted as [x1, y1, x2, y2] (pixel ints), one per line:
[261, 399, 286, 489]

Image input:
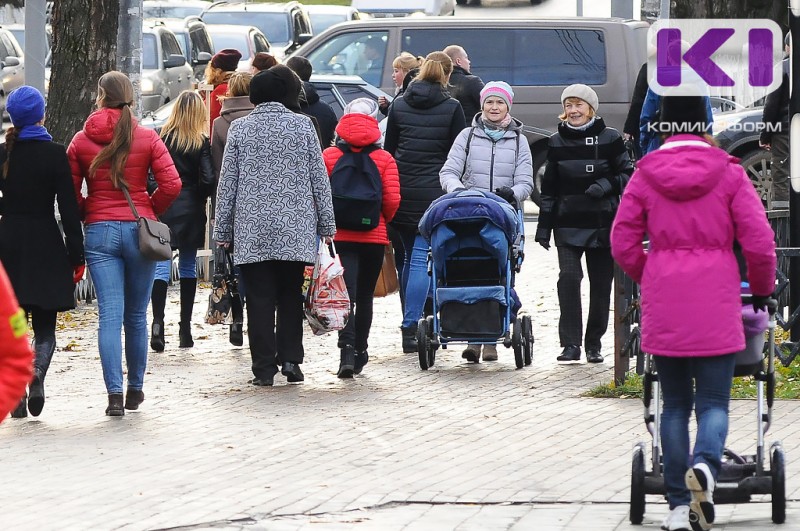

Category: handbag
[121, 185, 172, 261]
[206, 246, 240, 325]
[374, 244, 399, 297]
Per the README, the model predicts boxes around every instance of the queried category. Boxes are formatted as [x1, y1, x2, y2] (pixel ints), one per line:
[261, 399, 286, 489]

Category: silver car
[141, 21, 194, 112]
[0, 27, 25, 116]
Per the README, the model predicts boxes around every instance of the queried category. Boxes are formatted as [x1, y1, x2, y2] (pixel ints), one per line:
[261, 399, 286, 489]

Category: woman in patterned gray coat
[214, 66, 336, 386]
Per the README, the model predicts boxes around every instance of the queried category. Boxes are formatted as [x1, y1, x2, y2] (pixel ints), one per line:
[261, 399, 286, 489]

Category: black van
[292, 17, 648, 175]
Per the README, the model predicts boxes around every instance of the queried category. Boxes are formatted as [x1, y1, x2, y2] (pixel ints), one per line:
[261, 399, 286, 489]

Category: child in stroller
[416, 189, 532, 370]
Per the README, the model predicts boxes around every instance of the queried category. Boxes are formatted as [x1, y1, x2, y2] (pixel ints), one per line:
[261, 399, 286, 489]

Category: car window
[208, 32, 249, 59]
[161, 31, 183, 59]
[191, 27, 214, 55]
[174, 31, 190, 57]
[305, 30, 389, 87]
[309, 14, 346, 35]
[142, 33, 158, 69]
[1, 33, 20, 58]
[143, 6, 204, 18]
[401, 28, 607, 86]
[203, 12, 291, 46]
[8, 29, 23, 50]
[254, 33, 270, 53]
[313, 84, 343, 116]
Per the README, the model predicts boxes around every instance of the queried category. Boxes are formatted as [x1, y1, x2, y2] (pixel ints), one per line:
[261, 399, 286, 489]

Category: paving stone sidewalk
[1, 223, 798, 530]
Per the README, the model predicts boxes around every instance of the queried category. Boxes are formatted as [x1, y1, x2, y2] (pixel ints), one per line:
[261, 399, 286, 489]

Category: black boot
[105, 393, 124, 416]
[229, 293, 244, 346]
[354, 349, 369, 375]
[10, 394, 27, 418]
[179, 278, 197, 348]
[150, 280, 168, 352]
[401, 325, 417, 354]
[337, 345, 355, 379]
[28, 337, 55, 417]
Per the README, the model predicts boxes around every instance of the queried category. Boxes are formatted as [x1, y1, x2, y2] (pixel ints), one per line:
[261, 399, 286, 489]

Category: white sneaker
[661, 505, 690, 531]
[482, 344, 498, 361]
[685, 462, 715, 531]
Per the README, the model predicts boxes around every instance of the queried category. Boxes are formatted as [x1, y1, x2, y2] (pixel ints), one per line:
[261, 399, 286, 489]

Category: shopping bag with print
[304, 241, 351, 335]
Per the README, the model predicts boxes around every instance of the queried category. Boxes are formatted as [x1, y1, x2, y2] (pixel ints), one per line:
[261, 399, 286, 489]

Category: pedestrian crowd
[0, 38, 782, 531]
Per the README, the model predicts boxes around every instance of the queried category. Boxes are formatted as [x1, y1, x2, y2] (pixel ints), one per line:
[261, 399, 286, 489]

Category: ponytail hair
[417, 51, 453, 87]
[88, 71, 135, 189]
[2, 127, 18, 179]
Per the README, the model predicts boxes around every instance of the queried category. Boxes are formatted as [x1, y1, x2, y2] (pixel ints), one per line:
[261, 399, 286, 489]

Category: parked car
[306, 5, 368, 35]
[161, 17, 214, 81]
[205, 24, 270, 72]
[293, 16, 647, 180]
[141, 21, 194, 112]
[201, 1, 312, 59]
[352, 0, 455, 17]
[0, 26, 25, 117]
[713, 106, 773, 204]
[143, 0, 211, 19]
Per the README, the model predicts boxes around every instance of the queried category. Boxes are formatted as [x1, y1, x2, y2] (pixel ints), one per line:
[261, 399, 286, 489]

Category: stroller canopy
[418, 190, 520, 243]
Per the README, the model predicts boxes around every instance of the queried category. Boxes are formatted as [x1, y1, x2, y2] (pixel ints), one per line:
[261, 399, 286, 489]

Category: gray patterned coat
[214, 102, 336, 265]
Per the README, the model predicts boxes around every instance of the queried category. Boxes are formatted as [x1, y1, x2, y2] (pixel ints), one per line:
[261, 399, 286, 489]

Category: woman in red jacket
[68, 71, 181, 416]
[0, 262, 33, 423]
[322, 98, 400, 378]
[205, 49, 242, 134]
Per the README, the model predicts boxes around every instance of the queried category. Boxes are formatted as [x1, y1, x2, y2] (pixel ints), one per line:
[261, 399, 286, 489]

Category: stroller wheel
[771, 443, 786, 524]
[512, 318, 523, 369]
[630, 442, 646, 524]
[417, 318, 430, 370]
[522, 315, 533, 366]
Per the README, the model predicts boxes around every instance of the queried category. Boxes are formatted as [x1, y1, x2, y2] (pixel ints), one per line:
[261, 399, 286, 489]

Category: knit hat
[7, 85, 45, 128]
[250, 65, 300, 106]
[560, 84, 599, 112]
[480, 81, 514, 108]
[251, 52, 278, 72]
[343, 98, 379, 119]
[211, 48, 242, 72]
[658, 95, 710, 135]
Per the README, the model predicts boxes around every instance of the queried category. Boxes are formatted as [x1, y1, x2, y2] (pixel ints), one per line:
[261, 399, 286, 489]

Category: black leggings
[336, 242, 385, 351]
[24, 306, 57, 342]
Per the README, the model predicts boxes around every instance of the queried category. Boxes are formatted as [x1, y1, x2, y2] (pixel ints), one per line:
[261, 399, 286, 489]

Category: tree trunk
[47, 0, 119, 145]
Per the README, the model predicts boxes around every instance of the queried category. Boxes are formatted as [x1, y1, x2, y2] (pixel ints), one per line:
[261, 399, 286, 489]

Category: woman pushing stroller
[440, 81, 533, 361]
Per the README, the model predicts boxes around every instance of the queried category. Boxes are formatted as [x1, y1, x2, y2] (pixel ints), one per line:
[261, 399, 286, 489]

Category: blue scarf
[17, 124, 52, 142]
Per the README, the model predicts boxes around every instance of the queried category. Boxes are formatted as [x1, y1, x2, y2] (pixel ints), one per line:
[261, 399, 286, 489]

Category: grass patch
[585, 330, 800, 399]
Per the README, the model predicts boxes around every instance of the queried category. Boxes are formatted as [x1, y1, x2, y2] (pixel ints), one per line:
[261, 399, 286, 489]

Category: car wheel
[739, 149, 772, 205]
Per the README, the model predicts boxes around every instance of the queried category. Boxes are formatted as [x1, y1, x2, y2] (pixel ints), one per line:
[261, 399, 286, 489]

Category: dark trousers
[336, 241, 385, 351]
[24, 306, 57, 375]
[556, 246, 614, 351]
[239, 260, 306, 379]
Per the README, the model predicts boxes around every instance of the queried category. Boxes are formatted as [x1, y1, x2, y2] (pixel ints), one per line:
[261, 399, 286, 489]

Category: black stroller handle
[740, 295, 779, 315]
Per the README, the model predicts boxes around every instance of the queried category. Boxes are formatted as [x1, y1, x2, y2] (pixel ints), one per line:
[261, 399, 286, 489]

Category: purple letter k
[683, 28, 735, 87]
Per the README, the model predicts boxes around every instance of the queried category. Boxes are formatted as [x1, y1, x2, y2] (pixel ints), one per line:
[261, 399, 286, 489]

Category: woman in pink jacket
[611, 96, 776, 531]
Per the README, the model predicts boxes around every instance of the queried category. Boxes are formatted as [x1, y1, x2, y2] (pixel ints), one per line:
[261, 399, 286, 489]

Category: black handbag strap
[120, 185, 142, 220]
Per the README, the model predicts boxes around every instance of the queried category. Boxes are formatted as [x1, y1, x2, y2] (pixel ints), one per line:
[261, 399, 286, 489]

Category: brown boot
[105, 393, 124, 416]
[125, 389, 145, 410]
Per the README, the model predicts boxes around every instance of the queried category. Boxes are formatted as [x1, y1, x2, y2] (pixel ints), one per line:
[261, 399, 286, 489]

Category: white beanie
[560, 84, 599, 112]
[343, 97, 380, 119]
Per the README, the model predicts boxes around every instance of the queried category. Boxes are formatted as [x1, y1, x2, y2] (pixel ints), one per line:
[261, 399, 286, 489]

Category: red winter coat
[67, 108, 181, 224]
[209, 83, 228, 134]
[323, 113, 400, 245]
[611, 135, 776, 357]
[0, 262, 32, 423]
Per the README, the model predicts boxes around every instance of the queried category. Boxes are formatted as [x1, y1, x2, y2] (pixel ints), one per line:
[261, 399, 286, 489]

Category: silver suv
[141, 21, 194, 112]
[0, 27, 24, 116]
[162, 17, 214, 82]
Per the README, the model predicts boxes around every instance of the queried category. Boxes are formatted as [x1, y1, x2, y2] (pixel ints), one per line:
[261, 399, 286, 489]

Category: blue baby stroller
[416, 190, 533, 370]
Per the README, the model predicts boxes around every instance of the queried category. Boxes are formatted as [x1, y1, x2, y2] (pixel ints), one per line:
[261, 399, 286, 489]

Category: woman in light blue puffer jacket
[439, 81, 533, 362]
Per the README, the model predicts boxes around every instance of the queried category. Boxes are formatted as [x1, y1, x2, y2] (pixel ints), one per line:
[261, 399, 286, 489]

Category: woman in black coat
[0, 86, 84, 418]
[150, 90, 214, 352]
[384, 50, 466, 353]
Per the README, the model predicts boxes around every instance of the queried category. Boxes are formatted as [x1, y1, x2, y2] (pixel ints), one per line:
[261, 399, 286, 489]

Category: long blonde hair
[417, 51, 452, 87]
[89, 71, 135, 189]
[160, 90, 207, 153]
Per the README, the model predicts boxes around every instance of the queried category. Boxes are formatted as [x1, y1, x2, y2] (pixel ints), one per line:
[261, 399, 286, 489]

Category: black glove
[585, 183, 605, 199]
[494, 186, 516, 206]
[752, 294, 771, 313]
[535, 238, 550, 251]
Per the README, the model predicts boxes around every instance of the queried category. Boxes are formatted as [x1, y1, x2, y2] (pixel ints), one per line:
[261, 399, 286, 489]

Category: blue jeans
[400, 231, 430, 329]
[85, 222, 156, 394]
[154, 247, 197, 282]
[655, 353, 736, 508]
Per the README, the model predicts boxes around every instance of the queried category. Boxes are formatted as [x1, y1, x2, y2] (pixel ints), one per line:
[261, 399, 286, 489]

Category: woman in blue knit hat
[0, 85, 85, 418]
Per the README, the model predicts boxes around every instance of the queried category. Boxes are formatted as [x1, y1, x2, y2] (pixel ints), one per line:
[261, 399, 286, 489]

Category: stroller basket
[437, 286, 506, 337]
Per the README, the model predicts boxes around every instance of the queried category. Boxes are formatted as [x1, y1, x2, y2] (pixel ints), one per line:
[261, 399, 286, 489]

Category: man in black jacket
[286, 56, 338, 149]
[760, 34, 790, 207]
[444, 45, 484, 123]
